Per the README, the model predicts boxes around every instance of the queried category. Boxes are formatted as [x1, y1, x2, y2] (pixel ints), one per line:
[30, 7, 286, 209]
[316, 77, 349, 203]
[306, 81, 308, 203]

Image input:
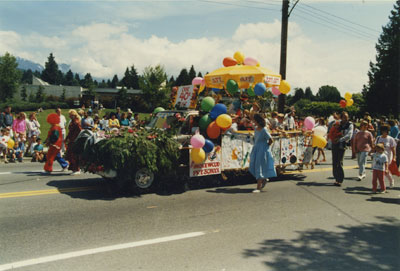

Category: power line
[291, 12, 374, 42]
[300, 1, 381, 34]
[294, 5, 377, 40]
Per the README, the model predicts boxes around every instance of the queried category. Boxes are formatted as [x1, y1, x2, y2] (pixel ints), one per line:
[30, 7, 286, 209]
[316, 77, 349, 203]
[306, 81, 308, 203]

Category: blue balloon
[210, 103, 227, 120]
[254, 83, 267, 96]
[202, 139, 214, 153]
[212, 88, 221, 93]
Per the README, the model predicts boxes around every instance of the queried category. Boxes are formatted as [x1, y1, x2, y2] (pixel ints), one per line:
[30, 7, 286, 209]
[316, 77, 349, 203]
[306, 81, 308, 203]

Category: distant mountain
[16, 57, 71, 74]
[59, 63, 71, 73]
[16, 57, 44, 72]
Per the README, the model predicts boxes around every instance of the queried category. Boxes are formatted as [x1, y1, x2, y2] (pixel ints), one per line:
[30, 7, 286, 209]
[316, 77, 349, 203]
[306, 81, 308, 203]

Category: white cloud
[0, 20, 376, 94]
[233, 20, 302, 42]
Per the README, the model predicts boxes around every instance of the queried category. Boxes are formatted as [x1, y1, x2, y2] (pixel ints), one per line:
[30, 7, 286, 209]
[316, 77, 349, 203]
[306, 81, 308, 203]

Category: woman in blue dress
[249, 114, 277, 193]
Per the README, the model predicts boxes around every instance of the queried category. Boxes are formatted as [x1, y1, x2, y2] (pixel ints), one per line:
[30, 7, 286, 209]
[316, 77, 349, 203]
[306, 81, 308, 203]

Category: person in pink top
[354, 120, 374, 180]
[12, 112, 27, 139]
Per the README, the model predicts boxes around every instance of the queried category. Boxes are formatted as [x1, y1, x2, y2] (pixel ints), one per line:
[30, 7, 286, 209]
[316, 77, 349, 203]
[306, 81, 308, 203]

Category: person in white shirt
[26, 112, 41, 154]
[56, 108, 67, 153]
[284, 110, 296, 130]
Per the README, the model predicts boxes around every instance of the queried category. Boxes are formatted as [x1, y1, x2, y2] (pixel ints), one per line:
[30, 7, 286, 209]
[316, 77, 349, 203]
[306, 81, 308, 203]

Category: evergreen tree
[42, 53, 59, 84]
[28, 92, 35, 102]
[0, 52, 21, 101]
[117, 86, 129, 109]
[363, 0, 400, 117]
[169, 76, 176, 86]
[316, 85, 341, 102]
[130, 65, 140, 89]
[197, 72, 203, 78]
[121, 67, 131, 88]
[83, 73, 94, 88]
[188, 65, 196, 82]
[20, 85, 27, 101]
[21, 69, 33, 84]
[99, 79, 107, 88]
[290, 88, 305, 105]
[304, 87, 315, 101]
[35, 85, 45, 102]
[74, 73, 81, 86]
[107, 79, 112, 88]
[111, 74, 119, 88]
[175, 68, 189, 86]
[57, 70, 65, 85]
[65, 69, 74, 86]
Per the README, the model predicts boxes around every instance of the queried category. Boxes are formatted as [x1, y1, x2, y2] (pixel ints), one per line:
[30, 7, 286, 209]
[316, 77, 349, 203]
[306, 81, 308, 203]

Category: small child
[32, 138, 44, 162]
[0, 128, 10, 163]
[14, 137, 25, 163]
[372, 143, 388, 193]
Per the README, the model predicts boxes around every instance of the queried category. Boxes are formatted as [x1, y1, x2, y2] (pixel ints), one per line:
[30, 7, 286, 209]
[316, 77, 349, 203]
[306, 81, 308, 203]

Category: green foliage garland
[76, 128, 181, 180]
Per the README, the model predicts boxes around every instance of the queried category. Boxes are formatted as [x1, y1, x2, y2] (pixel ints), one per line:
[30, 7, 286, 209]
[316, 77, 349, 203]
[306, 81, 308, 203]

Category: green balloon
[199, 114, 212, 131]
[226, 79, 239, 95]
[247, 87, 256, 97]
[201, 97, 215, 112]
[153, 107, 165, 114]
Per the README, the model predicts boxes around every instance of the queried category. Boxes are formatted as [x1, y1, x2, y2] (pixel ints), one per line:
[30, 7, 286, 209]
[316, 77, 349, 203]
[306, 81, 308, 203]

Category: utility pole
[278, 0, 289, 113]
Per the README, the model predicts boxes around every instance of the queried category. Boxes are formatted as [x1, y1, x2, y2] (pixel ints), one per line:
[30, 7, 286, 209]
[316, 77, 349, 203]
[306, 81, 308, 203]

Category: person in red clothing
[65, 109, 82, 175]
[44, 113, 63, 173]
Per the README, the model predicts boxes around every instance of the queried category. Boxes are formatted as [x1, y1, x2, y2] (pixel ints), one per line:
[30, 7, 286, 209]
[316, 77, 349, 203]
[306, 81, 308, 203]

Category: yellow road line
[0, 187, 97, 199]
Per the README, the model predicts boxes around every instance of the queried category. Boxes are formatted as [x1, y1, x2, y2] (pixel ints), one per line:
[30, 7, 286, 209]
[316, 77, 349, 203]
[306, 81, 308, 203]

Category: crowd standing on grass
[0, 104, 398, 194]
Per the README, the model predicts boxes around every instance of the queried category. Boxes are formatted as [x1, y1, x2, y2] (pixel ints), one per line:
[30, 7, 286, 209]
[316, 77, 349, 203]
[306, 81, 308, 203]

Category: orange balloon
[207, 121, 221, 139]
[223, 57, 238, 67]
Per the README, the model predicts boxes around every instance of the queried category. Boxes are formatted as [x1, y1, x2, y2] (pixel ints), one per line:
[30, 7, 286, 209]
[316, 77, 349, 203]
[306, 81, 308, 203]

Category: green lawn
[24, 108, 149, 139]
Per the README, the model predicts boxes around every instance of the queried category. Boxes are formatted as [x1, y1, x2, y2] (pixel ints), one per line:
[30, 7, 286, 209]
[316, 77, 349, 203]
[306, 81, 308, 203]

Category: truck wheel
[134, 168, 155, 189]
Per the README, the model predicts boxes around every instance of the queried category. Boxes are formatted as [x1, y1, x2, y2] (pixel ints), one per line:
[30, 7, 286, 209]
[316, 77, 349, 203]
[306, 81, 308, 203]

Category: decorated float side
[73, 51, 335, 192]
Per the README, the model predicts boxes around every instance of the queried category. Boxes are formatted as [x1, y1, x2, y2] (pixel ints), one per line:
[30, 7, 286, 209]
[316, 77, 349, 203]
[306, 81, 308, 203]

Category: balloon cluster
[191, 97, 234, 164]
[223, 51, 290, 97]
[339, 92, 354, 108]
[303, 116, 327, 149]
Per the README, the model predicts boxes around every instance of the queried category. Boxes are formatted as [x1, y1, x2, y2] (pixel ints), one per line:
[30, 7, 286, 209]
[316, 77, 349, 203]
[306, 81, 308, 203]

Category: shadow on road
[367, 196, 400, 205]
[243, 216, 400, 271]
[296, 182, 335, 187]
[343, 186, 373, 195]
[206, 188, 255, 194]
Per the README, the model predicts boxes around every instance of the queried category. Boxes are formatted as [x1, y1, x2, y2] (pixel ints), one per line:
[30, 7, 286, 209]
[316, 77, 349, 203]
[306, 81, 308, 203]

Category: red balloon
[207, 121, 221, 139]
[339, 100, 347, 108]
[223, 57, 238, 67]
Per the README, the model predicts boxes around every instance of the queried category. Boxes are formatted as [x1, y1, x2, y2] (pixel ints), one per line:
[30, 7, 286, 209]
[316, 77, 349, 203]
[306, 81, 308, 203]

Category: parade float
[74, 52, 328, 192]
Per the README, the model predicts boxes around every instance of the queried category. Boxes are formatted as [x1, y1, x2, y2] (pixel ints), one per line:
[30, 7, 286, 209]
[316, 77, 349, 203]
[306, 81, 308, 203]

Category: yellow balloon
[279, 80, 291, 94]
[312, 135, 327, 148]
[233, 51, 245, 64]
[216, 114, 232, 129]
[191, 148, 206, 164]
[344, 92, 352, 101]
[7, 138, 15, 149]
[346, 98, 354, 106]
[199, 84, 206, 93]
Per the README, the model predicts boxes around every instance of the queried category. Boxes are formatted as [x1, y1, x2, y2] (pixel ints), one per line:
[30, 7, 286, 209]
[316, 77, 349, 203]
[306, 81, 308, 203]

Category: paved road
[0, 151, 399, 271]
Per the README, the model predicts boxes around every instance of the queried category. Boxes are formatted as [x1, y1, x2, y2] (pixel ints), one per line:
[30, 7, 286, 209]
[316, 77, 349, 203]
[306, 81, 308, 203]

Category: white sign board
[174, 85, 195, 109]
[190, 147, 222, 177]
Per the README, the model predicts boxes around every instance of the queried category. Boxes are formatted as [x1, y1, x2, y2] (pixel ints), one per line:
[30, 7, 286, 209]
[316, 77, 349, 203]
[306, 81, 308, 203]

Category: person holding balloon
[330, 111, 354, 187]
[249, 113, 277, 193]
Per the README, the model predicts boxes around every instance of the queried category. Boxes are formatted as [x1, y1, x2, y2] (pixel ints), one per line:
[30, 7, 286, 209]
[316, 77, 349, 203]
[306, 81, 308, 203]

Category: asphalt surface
[0, 151, 399, 271]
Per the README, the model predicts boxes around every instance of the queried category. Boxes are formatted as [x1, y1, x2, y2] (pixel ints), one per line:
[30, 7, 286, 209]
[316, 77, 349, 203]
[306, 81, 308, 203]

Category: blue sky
[0, 0, 396, 95]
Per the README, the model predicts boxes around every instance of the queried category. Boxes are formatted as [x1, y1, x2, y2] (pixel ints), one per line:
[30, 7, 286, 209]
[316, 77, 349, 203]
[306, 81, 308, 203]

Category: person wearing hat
[371, 143, 388, 193]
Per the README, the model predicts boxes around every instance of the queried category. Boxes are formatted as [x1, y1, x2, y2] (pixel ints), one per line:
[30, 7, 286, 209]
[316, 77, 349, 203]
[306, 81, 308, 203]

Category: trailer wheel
[134, 168, 155, 189]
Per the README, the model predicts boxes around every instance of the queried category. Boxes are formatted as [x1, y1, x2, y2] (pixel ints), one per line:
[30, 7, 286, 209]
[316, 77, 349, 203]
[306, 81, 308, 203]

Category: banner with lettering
[172, 85, 198, 109]
[190, 146, 222, 177]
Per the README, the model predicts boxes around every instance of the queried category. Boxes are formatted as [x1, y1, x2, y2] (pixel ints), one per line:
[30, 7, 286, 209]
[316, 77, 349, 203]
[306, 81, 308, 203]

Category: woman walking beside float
[65, 110, 82, 175]
[249, 113, 276, 193]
